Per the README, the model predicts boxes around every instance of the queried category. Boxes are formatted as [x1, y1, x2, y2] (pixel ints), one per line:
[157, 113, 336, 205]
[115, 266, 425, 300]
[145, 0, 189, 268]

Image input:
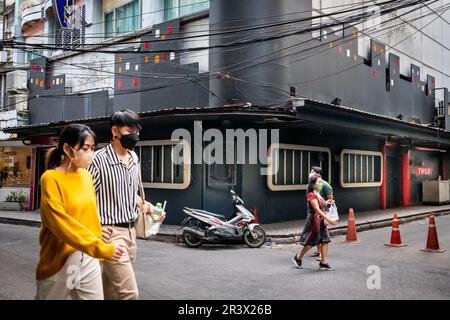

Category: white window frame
[340, 149, 383, 188]
[104, 0, 142, 39]
[136, 139, 191, 190]
[267, 143, 331, 191]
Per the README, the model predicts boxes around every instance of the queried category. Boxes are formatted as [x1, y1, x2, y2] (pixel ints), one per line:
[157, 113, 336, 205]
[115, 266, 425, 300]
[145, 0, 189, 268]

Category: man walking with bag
[88, 110, 165, 300]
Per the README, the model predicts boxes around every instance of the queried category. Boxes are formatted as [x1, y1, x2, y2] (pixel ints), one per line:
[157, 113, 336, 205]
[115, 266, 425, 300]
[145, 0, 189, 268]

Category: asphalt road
[0, 215, 449, 300]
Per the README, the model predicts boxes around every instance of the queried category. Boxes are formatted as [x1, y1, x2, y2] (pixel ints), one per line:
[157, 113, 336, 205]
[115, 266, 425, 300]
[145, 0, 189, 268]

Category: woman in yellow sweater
[35, 124, 127, 300]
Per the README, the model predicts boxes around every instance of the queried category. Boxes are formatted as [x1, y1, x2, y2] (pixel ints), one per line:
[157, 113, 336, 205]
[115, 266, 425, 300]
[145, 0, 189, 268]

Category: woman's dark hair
[110, 110, 142, 130]
[46, 124, 97, 169]
[307, 175, 320, 193]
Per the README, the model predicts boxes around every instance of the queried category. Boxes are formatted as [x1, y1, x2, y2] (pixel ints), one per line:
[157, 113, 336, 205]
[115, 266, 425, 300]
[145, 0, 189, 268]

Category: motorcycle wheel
[182, 228, 204, 248]
[243, 225, 266, 248]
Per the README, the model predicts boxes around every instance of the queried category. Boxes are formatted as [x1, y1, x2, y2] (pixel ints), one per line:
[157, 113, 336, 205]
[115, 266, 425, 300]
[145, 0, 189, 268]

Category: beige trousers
[35, 251, 103, 300]
[101, 225, 139, 300]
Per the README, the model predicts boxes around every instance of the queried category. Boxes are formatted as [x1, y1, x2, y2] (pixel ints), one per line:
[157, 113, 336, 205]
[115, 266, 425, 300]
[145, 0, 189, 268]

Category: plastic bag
[328, 204, 339, 221]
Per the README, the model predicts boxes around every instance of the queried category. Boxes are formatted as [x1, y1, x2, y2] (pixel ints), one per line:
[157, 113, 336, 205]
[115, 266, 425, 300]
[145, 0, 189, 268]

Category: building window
[340, 149, 383, 188]
[55, 4, 86, 49]
[104, 0, 141, 39]
[267, 144, 331, 191]
[164, 0, 209, 21]
[135, 140, 191, 189]
[26, 48, 44, 64]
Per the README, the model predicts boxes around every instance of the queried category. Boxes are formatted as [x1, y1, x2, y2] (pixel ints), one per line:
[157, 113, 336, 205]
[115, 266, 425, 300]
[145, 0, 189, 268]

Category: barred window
[340, 149, 383, 188]
[267, 144, 331, 191]
[135, 140, 191, 189]
[55, 4, 86, 49]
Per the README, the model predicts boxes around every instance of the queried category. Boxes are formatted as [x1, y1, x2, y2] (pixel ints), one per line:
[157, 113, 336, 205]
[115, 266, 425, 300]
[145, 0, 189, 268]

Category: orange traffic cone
[345, 208, 359, 243]
[420, 214, 445, 253]
[252, 207, 260, 224]
[385, 213, 407, 247]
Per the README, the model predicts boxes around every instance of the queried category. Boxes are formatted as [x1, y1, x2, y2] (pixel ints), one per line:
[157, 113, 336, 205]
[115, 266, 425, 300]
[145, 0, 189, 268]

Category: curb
[1, 210, 449, 246]
[267, 210, 450, 245]
[0, 217, 41, 228]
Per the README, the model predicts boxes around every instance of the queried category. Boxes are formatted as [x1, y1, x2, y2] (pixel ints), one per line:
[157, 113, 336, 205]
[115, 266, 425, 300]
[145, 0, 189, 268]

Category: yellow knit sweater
[36, 168, 115, 280]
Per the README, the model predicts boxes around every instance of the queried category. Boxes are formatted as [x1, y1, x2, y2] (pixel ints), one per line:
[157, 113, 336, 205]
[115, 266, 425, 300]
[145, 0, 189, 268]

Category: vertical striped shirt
[88, 144, 140, 225]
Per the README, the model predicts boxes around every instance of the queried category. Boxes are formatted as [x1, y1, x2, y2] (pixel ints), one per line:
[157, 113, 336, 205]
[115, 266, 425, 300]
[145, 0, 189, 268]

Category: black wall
[209, 0, 437, 125]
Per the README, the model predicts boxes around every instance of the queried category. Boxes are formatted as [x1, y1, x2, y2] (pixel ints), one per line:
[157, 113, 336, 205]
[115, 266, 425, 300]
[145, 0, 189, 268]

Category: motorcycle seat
[184, 207, 226, 220]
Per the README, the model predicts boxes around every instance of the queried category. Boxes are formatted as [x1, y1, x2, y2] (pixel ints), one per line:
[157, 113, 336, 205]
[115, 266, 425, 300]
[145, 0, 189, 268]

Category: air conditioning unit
[6, 70, 28, 93]
[7, 94, 28, 112]
[0, 51, 7, 63]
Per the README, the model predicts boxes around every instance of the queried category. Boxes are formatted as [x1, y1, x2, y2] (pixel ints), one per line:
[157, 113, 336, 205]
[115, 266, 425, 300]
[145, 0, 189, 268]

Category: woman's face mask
[67, 136, 95, 168]
[314, 183, 323, 192]
[67, 145, 94, 168]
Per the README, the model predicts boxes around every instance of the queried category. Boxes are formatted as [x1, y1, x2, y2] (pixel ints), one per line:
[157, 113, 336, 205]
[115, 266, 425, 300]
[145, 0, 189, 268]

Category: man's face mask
[118, 132, 139, 150]
[116, 127, 139, 150]
[68, 146, 94, 168]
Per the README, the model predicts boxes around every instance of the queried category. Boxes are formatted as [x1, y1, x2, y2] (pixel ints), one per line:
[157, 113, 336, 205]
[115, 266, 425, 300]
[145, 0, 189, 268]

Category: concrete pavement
[0, 216, 449, 299]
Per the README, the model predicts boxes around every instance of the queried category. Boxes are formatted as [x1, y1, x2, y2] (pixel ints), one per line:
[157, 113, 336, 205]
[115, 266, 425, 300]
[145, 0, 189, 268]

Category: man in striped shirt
[88, 110, 164, 300]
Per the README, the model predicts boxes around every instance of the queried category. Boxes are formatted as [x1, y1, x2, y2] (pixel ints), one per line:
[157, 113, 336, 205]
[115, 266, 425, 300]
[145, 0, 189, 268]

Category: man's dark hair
[311, 166, 322, 174]
[110, 110, 142, 130]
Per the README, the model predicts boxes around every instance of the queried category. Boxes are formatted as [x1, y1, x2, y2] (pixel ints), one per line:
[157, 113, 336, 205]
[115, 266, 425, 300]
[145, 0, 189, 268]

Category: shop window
[267, 144, 331, 191]
[340, 149, 383, 188]
[135, 139, 190, 189]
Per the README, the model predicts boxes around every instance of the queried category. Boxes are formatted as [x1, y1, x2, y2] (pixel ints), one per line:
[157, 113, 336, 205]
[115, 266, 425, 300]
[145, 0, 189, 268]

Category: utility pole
[1, 0, 5, 110]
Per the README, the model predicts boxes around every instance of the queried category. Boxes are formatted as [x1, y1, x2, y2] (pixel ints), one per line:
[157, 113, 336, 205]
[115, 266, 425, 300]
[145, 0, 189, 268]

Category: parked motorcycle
[178, 190, 267, 248]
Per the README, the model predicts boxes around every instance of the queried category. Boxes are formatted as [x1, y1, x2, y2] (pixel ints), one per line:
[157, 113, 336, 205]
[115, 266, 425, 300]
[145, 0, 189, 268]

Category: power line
[8, 1, 402, 82]
[3, 0, 444, 108]
[21, 2, 435, 103]
[15, 0, 370, 39]
[7, 0, 407, 54]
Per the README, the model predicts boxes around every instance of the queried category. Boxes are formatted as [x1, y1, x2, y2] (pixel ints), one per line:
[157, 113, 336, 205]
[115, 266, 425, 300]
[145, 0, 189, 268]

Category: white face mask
[68, 146, 94, 168]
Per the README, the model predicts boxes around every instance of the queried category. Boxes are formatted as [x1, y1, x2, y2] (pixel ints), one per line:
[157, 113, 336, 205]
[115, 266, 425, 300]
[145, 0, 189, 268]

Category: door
[386, 153, 402, 208]
[202, 141, 242, 217]
[34, 147, 50, 209]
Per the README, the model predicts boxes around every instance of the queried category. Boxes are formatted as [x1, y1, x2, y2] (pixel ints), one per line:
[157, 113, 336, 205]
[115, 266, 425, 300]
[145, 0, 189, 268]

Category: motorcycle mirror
[230, 190, 235, 195]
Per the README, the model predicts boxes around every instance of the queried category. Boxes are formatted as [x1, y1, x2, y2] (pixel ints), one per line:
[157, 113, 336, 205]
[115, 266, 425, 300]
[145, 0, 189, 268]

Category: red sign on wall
[414, 167, 433, 176]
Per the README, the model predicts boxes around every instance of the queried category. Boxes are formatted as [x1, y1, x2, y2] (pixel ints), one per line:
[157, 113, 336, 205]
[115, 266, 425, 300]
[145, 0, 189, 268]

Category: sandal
[310, 252, 320, 257]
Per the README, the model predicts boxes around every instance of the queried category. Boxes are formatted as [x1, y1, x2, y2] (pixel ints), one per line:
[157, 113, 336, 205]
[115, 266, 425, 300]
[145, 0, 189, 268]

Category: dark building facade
[6, 0, 450, 224]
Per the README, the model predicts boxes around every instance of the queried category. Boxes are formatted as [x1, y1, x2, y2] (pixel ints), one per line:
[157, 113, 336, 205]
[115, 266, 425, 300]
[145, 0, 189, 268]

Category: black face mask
[119, 133, 139, 150]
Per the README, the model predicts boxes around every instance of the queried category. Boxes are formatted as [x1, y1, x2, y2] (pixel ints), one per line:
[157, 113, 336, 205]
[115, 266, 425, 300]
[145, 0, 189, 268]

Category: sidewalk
[1, 204, 450, 244]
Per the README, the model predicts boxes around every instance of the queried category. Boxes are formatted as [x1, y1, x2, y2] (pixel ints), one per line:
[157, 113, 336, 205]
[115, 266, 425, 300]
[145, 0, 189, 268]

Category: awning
[2, 105, 297, 140]
[294, 98, 450, 149]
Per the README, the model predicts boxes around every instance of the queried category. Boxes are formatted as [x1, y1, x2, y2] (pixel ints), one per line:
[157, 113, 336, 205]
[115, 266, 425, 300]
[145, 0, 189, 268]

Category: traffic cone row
[343, 210, 444, 253]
